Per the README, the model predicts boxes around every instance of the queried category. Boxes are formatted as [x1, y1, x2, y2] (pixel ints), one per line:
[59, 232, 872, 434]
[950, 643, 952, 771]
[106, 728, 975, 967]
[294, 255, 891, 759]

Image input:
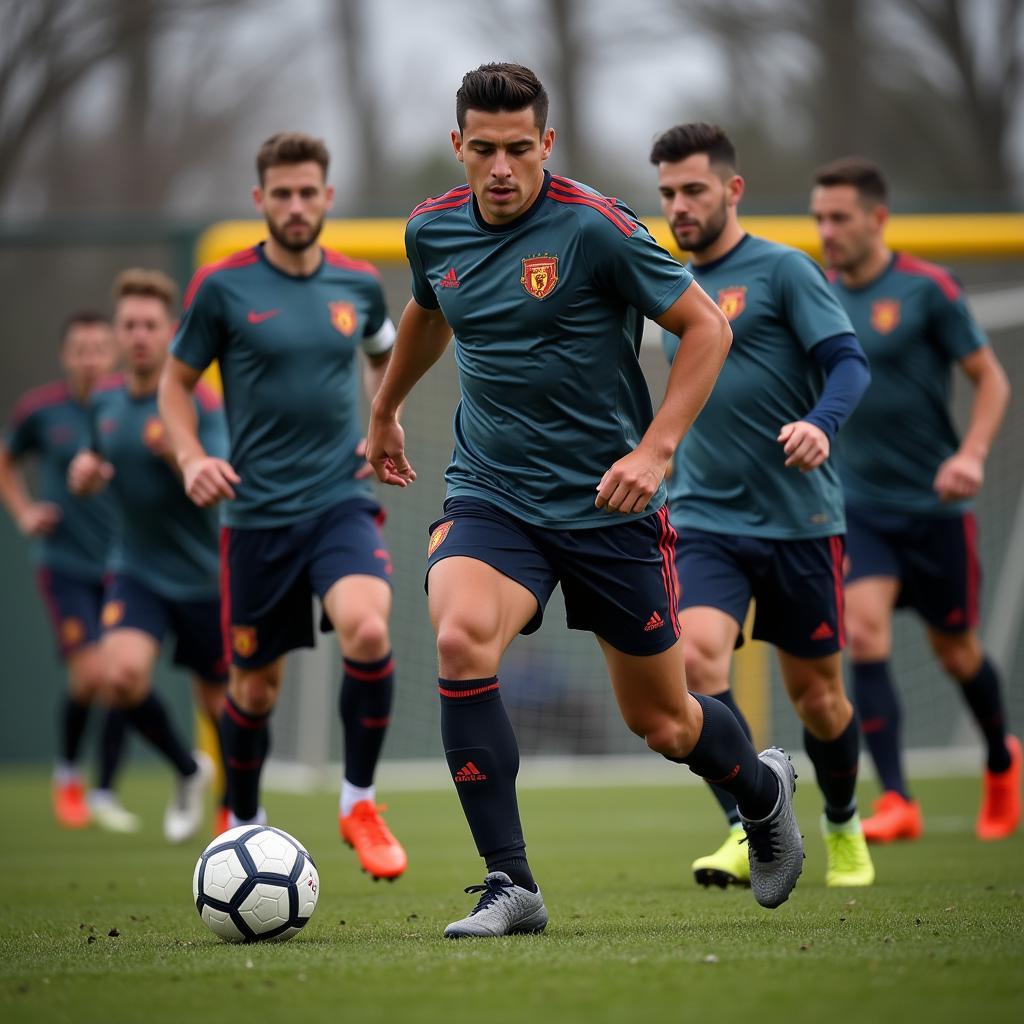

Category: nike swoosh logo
[247, 309, 281, 324]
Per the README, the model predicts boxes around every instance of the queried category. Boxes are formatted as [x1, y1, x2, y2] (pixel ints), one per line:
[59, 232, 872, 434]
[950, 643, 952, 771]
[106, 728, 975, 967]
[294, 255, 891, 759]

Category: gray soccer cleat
[740, 747, 804, 909]
[443, 871, 549, 938]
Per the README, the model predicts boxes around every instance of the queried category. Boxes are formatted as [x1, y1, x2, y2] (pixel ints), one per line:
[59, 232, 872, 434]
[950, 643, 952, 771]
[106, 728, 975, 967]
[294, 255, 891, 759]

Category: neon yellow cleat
[692, 826, 750, 888]
[822, 816, 876, 887]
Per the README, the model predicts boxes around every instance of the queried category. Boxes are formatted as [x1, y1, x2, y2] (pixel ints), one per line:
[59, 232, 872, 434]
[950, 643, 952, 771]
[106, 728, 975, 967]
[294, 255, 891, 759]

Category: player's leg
[927, 628, 1020, 840]
[429, 552, 549, 936]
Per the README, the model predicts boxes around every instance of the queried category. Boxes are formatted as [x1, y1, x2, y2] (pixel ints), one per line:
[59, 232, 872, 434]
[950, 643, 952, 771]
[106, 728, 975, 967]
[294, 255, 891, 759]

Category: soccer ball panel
[243, 830, 296, 876]
[238, 881, 291, 932]
[203, 848, 249, 904]
[295, 858, 320, 919]
[200, 904, 245, 943]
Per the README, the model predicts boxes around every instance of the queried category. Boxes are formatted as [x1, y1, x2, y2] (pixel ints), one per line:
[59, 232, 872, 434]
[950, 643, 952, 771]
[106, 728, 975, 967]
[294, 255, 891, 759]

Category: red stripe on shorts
[656, 507, 681, 637]
[829, 535, 846, 647]
[963, 511, 980, 628]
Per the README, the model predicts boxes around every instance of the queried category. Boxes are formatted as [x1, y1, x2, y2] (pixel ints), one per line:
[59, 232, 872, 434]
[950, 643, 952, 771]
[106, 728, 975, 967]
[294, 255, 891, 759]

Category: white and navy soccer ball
[192, 825, 319, 943]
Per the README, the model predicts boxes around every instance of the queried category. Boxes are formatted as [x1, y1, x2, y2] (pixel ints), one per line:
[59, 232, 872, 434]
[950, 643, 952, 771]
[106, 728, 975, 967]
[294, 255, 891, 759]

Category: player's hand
[353, 438, 375, 480]
[17, 501, 62, 537]
[68, 450, 114, 496]
[366, 414, 416, 487]
[596, 447, 665, 514]
[778, 421, 829, 471]
[182, 455, 240, 507]
[933, 451, 983, 502]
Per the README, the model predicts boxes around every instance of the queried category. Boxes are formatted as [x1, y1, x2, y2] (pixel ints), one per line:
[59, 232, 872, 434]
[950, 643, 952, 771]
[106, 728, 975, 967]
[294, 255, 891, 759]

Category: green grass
[0, 771, 1021, 1024]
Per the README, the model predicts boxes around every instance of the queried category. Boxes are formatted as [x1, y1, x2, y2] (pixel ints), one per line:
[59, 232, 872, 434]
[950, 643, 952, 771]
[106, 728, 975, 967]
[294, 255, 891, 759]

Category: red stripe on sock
[224, 699, 264, 730]
[438, 682, 500, 699]
[344, 658, 395, 682]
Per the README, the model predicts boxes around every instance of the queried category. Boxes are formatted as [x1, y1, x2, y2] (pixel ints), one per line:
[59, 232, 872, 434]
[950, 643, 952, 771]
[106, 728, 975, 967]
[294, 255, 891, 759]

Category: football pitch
[1, 771, 1021, 1024]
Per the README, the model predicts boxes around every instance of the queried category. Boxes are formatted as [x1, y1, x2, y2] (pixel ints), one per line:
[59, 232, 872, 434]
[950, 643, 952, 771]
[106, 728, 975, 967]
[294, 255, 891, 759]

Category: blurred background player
[159, 133, 406, 880]
[811, 158, 1019, 842]
[368, 64, 805, 937]
[0, 312, 136, 832]
[652, 123, 875, 889]
[69, 269, 226, 842]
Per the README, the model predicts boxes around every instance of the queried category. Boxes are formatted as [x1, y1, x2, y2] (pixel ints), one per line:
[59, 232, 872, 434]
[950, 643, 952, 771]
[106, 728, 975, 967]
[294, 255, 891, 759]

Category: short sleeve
[4, 400, 39, 458]
[171, 272, 225, 372]
[585, 204, 692, 319]
[928, 281, 987, 362]
[405, 221, 440, 310]
[773, 250, 854, 352]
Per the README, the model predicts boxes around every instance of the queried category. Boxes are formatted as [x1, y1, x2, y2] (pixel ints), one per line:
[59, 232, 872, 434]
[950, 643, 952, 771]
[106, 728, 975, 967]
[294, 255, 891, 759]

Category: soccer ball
[192, 825, 319, 943]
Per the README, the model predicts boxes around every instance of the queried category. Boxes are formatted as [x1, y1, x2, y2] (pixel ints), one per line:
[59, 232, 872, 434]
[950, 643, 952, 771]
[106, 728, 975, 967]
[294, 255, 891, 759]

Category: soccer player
[0, 312, 136, 832]
[367, 63, 805, 937]
[810, 158, 1018, 842]
[158, 132, 407, 880]
[651, 123, 875, 889]
[69, 269, 225, 843]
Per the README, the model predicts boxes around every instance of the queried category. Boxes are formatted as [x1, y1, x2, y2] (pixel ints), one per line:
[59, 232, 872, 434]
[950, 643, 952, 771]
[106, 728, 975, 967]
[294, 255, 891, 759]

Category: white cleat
[164, 751, 214, 844]
[89, 791, 141, 833]
[444, 871, 548, 938]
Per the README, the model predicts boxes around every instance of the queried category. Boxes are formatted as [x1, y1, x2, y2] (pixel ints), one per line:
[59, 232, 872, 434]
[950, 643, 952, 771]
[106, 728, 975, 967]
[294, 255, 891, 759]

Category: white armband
[361, 318, 396, 356]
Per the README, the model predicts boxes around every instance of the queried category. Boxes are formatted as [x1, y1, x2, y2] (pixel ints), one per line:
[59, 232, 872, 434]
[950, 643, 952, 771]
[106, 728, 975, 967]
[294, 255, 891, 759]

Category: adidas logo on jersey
[453, 761, 487, 783]
[810, 621, 835, 641]
[644, 611, 665, 632]
[439, 267, 461, 288]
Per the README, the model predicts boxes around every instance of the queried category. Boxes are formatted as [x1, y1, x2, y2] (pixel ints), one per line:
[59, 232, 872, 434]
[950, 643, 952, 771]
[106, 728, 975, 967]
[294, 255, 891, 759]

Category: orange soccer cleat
[976, 735, 1022, 841]
[214, 806, 232, 837]
[53, 779, 91, 829]
[861, 791, 923, 844]
[339, 801, 407, 881]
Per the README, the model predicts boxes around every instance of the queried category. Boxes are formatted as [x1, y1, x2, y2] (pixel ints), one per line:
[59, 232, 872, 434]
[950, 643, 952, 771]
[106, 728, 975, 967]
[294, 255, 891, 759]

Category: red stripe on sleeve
[894, 252, 961, 302]
[183, 248, 260, 310]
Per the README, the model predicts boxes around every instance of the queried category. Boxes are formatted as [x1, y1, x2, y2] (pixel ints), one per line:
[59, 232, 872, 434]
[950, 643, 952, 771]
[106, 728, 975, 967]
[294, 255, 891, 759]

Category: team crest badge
[329, 301, 357, 336]
[871, 298, 900, 334]
[231, 625, 258, 658]
[717, 286, 747, 321]
[521, 255, 559, 300]
[428, 520, 454, 557]
[60, 618, 85, 647]
[143, 416, 165, 448]
[101, 601, 125, 629]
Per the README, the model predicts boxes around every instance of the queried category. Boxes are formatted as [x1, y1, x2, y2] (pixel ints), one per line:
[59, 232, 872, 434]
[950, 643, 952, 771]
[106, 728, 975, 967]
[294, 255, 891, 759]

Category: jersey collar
[470, 170, 552, 234]
[687, 233, 751, 274]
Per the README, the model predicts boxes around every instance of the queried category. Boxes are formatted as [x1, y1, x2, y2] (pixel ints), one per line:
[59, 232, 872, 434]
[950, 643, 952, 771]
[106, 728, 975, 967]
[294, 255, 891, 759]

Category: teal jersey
[4, 379, 114, 581]
[92, 380, 226, 601]
[406, 172, 692, 529]
[172, 243, 393, 528]
[829, 253, 987, 516]
[662, 235, 853, 539]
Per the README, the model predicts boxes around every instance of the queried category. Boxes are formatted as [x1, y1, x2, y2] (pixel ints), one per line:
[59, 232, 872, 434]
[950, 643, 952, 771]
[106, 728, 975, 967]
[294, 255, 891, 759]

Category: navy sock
[340, 653, 395, 788]
[956, 657, 1011, 773]
[439, 676, 535, 892]
[804, 716, 860, 824]
[218, 696, 270, 821]
[852, 660, 908, 797]
[677, 693, 779, 822]
[706, 689, 751, 828]
[124, 692, 197, 778]
[61, 695, 90, 764]
[97, 708, 128, 791]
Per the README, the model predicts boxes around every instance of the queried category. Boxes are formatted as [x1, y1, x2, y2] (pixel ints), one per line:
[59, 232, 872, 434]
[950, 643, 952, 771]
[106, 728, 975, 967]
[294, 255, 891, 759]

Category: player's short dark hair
[649, 122, 737, 171]
[813, 157, 888, 206]
[112, 268, 179, 315]
[456, 63, 549, 133]
[60, 310, 109, 346]
[256, 132, 330, 184]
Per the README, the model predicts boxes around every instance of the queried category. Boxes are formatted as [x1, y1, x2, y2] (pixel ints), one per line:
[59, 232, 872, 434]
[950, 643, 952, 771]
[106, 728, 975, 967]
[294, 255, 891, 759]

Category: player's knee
[794, 682, 848, 734]
[682, 642, 721, 694]
[196, 684, 227, 721]
[106, 660, 149, 707]
[231, 672, 277, 716]
[435, 619, 496, 679]
[935, 639, 981, 682]
[644, 715, 699, 760]
[343, 614, 390, 662]
[845, 613, 887, 661]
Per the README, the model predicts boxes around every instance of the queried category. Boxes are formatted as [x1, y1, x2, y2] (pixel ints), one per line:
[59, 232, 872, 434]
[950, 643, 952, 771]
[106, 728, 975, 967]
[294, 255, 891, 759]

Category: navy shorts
[35, 567, 105, 660]
[845, 503, 980, 633]
[675, 528, 845, 658]
[222, 499, 392, 669]
[425, 498, 681, 657]
[102, 574, 228, 682]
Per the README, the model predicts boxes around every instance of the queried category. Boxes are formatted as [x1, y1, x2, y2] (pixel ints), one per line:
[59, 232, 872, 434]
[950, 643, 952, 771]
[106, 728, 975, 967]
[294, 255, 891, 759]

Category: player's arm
[933, 346, 1010, 501]
[367, 298, 453, 487]
[597, 283, 730, 514]
[0, 443, 62, 536]
[158, 356, 239, 507]
[778, 332, 871, 472]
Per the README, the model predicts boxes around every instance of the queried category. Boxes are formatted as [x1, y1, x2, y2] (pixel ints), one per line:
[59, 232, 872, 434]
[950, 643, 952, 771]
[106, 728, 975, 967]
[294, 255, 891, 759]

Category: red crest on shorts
[60, 617, 85, 646]
[232, 625, 258, 658]
[716, 286, 747, 321]
[428, 520, 454, 557]
[871, 299, 900, 334]
[521, 256, 559, 300]
[330, 301, 357, 336]
[101, 601, 125, 629]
